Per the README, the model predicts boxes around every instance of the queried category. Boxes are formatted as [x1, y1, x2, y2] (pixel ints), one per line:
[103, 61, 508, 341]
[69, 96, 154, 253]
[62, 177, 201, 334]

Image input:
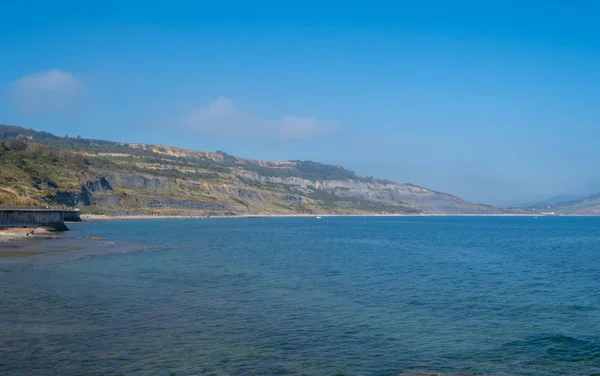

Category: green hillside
[0, 124, 524, 216]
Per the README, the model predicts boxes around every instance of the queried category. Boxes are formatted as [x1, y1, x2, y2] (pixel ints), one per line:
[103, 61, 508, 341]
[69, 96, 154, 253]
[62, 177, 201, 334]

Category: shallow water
[1, 217, 600, 375]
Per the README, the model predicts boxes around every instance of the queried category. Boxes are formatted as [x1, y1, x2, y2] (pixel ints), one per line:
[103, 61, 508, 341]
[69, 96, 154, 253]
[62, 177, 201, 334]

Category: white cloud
[10, 69, 84, 114]
[181, 97, 333, 140]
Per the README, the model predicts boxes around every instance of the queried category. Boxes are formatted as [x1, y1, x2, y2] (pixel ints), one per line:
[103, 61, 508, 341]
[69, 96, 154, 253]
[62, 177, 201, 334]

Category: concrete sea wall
[63, 210, 82, 222]
[0, 209, 69, 231]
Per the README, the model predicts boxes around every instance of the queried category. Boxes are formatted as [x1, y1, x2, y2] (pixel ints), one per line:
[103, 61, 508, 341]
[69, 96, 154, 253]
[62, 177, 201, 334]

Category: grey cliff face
[237, 172, 512, 214]
[47, 169, 519, 215]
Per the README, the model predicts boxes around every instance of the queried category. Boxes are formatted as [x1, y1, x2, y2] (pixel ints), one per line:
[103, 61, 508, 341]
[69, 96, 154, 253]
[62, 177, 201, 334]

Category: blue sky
[2, 1, 600, 205]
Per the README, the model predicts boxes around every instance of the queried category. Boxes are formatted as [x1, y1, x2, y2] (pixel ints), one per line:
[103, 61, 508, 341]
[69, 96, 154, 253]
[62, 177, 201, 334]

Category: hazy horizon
[3, 1, 600, 205]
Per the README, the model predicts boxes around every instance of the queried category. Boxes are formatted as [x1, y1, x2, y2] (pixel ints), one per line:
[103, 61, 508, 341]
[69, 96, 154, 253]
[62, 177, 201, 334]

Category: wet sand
[0, 231, 159, 265]
[0, 226, 54, 237]
[0, 227, 62, 256]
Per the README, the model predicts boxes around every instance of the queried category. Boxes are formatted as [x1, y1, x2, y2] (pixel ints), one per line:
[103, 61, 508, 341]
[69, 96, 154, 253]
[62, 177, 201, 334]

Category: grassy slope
[0, 130, 354, 214]
[0, 124, 505, 215]
[546, 198, 600, 215]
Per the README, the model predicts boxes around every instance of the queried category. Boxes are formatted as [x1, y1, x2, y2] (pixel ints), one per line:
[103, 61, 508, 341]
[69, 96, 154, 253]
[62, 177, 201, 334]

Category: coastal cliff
[0, 124, 525, 216]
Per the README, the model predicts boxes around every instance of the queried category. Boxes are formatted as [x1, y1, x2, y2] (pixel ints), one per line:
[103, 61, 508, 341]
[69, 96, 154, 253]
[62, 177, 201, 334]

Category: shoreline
[81, 213, 546, 221]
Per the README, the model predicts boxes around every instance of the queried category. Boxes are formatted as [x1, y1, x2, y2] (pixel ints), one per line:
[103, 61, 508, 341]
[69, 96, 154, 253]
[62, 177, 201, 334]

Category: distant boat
[316, 216, 322, 219]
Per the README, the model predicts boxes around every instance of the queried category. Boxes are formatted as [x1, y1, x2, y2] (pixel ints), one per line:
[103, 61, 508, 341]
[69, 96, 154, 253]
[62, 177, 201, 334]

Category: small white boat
[316, 216, 322, 219]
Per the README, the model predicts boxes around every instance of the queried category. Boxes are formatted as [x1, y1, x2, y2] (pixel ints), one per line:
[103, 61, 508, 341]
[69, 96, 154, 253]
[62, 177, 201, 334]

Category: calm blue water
[2, 217, 600, 375]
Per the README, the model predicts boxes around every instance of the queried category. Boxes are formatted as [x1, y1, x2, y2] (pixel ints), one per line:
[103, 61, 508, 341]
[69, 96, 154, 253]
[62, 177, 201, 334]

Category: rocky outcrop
[56, 177, 113, 207]
[281, 195, 304, 204]
[83, 177, 112, 194]
[52, 173, 247, 213]
[236, 188, 261, 200]
[33, 180, 58, 190]
[104, 173, 172, 191]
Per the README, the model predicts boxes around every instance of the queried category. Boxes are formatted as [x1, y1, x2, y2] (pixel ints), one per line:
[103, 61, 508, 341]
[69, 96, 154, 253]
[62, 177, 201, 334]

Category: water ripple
[2, 217, 600, 375]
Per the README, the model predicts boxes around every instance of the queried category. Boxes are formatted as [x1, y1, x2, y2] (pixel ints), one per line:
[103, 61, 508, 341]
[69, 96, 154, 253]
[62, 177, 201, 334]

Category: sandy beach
[0, 226, 54, 239]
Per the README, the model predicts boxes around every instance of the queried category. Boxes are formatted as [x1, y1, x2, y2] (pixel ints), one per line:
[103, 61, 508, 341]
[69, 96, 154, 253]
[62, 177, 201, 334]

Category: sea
[1, 216, 600, 376]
